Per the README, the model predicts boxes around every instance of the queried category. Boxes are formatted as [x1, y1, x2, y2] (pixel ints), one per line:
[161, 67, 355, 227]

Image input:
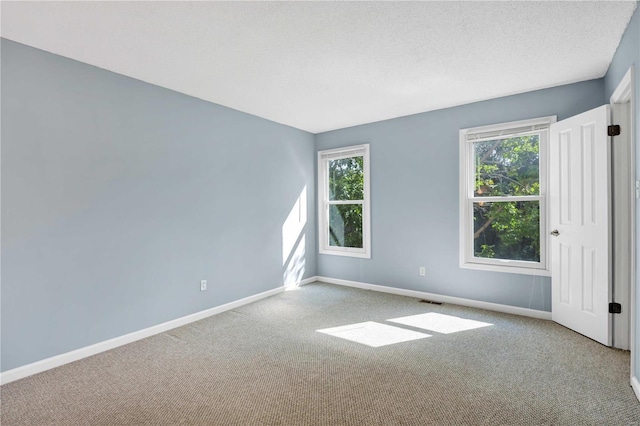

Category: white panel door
[550, 105, 611, 346]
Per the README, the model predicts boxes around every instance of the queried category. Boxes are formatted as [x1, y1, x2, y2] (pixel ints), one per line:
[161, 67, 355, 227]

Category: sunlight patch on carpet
[388, 312, 493, 334]
[317, 321, 431, 347]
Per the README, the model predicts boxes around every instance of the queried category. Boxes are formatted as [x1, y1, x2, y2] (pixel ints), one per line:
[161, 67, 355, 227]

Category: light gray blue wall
[315, 79, 605, 312]
[604, 1, 640, 385]
[1, 39, 317, 372]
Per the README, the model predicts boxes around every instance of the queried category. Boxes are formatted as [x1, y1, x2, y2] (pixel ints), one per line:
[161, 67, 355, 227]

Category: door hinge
[609, 302, 622, 314]
[608, 124, 621, 136]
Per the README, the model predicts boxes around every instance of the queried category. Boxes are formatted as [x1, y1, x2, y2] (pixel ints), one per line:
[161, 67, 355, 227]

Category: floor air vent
[419, 299, 442, 305]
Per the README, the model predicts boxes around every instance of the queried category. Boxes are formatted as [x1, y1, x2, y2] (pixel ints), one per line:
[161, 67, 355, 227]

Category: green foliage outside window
[328, 157, 364, 248]
[473, 135, 541, 262]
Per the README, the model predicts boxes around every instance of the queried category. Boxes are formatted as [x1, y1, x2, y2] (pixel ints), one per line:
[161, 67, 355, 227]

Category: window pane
[473, 201, 540, 262]
[329, 157, 364, 200]
[474, 135, 539, 197]
[329, 204, 363, 248]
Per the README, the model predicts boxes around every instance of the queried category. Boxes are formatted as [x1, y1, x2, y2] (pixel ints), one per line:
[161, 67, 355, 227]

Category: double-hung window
[459, 116, 555, 275]
[318, 144, 371, 258]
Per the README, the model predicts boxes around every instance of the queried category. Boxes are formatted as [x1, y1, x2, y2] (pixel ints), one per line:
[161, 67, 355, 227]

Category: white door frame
[609, 66, 636, 382]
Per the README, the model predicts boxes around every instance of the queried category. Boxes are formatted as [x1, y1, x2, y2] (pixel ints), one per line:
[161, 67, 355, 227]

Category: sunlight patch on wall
[283, 235, 305, 291]
[282, 186, 307, 265]
[282, 187, 307, 290]
[388, 312, 493, 334]
[317, 321, 431, 347]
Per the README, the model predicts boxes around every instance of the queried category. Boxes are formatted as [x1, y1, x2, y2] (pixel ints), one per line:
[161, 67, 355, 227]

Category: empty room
[2, 1, 640, 424]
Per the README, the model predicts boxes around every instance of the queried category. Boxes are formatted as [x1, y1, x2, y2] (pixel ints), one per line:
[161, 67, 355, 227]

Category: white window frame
[459, 116, 556, 276]
[318, 144, 371, 258]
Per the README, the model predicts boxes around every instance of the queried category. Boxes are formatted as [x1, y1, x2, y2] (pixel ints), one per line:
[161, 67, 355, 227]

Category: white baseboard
[0, 285, 286, 386]
[300, 276, 319, 286]
[632, 376, 640, 402]
[0, 275, 554, 385]
[313, 276, 552, 320]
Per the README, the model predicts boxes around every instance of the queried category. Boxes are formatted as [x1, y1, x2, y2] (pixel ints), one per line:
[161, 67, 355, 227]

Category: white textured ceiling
[1, 1, 637, 133]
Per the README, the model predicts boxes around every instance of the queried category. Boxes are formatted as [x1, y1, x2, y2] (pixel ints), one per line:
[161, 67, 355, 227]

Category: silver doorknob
[550, 229, 560, 236]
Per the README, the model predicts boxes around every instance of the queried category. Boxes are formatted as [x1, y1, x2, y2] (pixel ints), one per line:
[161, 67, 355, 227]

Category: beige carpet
[1, 282, 639, 425]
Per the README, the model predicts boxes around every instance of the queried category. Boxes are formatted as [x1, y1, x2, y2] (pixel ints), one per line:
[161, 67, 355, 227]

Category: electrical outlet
[419, 267, 426, 276]
[200, 280, 207, 291]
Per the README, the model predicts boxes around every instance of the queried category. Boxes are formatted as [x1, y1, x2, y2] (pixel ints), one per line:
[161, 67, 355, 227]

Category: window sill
[319, 248, 371, 259]
[460, 261, 550, 277]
